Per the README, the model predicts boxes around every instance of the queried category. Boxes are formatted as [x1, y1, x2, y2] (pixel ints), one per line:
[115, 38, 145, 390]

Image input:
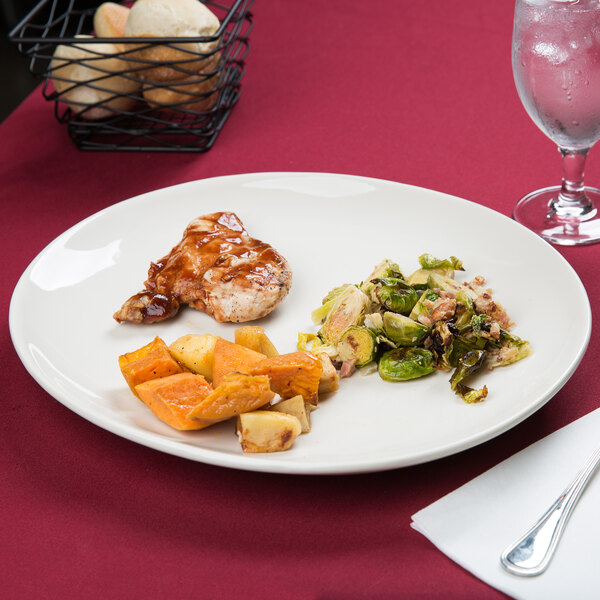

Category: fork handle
[500, 444, 600, 577]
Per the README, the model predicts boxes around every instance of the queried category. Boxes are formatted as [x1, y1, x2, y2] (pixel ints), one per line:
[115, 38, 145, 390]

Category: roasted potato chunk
[315, 351, 339, 395]
[234, 325, 279, 357]
[168, 334, 217, 381]
[236, 411, 301, 453]
[270, 395, 311, 433]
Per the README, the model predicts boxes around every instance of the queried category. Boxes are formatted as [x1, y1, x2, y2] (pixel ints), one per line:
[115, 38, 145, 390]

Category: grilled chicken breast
[114, 212, 292, 324]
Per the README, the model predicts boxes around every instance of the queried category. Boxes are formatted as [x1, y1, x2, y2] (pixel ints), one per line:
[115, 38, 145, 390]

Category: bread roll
[94, 2, 130, 54]
[142, 68, 219, 113]
[50, 36, 141, 120]
[124, 0, 220, 82]
[94, 2, 129, 38]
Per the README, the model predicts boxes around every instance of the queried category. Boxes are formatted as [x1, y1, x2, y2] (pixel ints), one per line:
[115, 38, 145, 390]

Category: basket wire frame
[9, 0, 254, 152]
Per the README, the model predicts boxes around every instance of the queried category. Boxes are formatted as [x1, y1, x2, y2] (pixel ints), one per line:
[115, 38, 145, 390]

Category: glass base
[513, 185, 600, 246]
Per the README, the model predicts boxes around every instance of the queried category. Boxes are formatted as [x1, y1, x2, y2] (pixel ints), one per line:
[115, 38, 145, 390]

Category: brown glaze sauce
[124, 292, 179, 323]
[115, 212, 288, 323]
[145, 212, 285, 293]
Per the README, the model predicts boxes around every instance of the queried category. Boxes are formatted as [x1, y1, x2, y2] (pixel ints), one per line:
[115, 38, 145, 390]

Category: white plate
[9, 173, 591, 474]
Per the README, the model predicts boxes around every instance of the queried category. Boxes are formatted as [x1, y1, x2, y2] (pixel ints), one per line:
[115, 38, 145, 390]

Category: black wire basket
[9, 0, 254, 152]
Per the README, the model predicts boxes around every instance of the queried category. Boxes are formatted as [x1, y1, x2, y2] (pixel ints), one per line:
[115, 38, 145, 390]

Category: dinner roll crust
[142, 68, 219, 113]
[94, 2, 130, 39]
[50, 36, 141, 120]
[124, 0, 221, 82]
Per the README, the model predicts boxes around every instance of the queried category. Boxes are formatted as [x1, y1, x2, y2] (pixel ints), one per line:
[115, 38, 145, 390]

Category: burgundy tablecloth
[2, 1, 598, 598]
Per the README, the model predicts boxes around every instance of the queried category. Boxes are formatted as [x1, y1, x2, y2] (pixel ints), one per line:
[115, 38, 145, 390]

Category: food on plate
[136, 372, 212, 430]
[299, 254, 532, 403]
[337, 326, 377, 367]
[50, 36, 141, 120]
[251, 352, 323, 405]
[113, 212, 292, 324]
[378, 348, 434, 382]
[118, 327, 339, 451]
[236, 411, 302, 453]
[118, 336, 183, 396]
[168, 333, 217, 379]
[269, 395, 312, 433]
[124, 0, 221, 82]
[315, 351, 340, 394]
[186, 372, 275, 427]
[211, 337, 267, 386]
[234, 325, 279, 358]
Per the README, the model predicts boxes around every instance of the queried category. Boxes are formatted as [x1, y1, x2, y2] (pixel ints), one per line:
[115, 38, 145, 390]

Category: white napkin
[411, 407, 600, 600]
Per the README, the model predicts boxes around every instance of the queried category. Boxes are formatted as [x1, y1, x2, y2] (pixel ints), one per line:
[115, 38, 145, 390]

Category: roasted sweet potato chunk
[118, 336, 183, 397]
[187, 372, 275, 427]
[211, 337, 267, 387]
[135, 372, 213, 430]
[250, 351, 323, 405]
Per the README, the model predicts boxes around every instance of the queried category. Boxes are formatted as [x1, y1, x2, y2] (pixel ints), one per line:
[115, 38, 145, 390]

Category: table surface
[2, 1, 598, 598]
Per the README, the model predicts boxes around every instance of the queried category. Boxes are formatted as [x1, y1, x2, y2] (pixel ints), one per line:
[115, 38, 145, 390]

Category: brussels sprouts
[470, 314, 490, 335]
[297, 332, 337, 358]
[487, 332, 532, 369]
[429, 321, 455, 371]
[297, 332, 318, 350]
[454, 291, 476, 329]
[463, 314, 494, 345]
[319, 285, 370, 344]
[446, 333, 482, 368]
[311, 284, 352, 324]
[500, 328, 528, 346]
[363, 312, 398, 349]
[450, 348, 487, 402]
[406, 267, 455, 289]
[455, 383, 488, 404]
[450, 349, 486, 388]
[382, 312, 429, 346]
[364, 312, 384, 332]
[337, 326, 378, 367]
[311, 298, 336, 325]
[407, 254, 463, 289]
[418, 254, 464, 271]
[431, 323, 486, 372]
[362, 259, 402, 282]
[408, 288, 440, 321]
[426, 273, 469, 296]
[323, 284, 352, 304]
[301, 253, 530, 404]
[370, 277, 418, 314]
[360, 260, 403, 295]
[451, 314, 493, 349]
[378, 348, 434, 381]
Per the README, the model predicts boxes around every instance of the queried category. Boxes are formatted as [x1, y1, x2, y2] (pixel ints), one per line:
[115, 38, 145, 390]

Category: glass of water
[512, 0, 600, 245]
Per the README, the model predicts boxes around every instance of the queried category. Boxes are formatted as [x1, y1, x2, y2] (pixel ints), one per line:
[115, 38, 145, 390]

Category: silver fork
[500, 444, 600, 577]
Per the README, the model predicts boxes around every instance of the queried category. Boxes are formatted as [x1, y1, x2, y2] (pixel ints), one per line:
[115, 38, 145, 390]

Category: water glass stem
[553, 147, 595, 218]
